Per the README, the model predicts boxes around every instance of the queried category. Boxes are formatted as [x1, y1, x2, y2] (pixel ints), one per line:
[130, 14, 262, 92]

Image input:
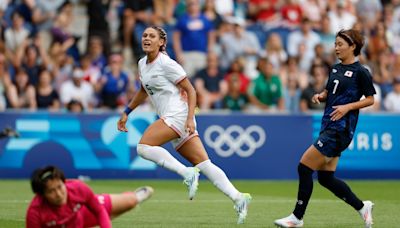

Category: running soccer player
[274, 29, 375, 228]
[26, 166, 153, 227]
[117, 26, 251, 224]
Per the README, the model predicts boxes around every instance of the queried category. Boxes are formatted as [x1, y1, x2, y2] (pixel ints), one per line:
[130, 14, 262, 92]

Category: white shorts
[161, 115, 199, 150]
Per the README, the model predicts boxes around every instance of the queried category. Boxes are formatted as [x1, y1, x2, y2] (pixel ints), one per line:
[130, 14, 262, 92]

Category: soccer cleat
[358, 200, 374, 228]
[274, 214, 304, 228]
[134, 186, 154, 204]
[183, 167, 200, 200]
[234, 193, 252, 224]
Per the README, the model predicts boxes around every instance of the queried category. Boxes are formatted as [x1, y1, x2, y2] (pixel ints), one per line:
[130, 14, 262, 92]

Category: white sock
[137, 144, 188, 177]
[196, 160, 241, 202]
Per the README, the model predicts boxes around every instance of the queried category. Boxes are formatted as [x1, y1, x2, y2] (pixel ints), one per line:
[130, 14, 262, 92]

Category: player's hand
[185, 118, 195, 135]
[312, 93, 323, 104]
[117, 113, 128, 132]
[330, 105, 350, 121]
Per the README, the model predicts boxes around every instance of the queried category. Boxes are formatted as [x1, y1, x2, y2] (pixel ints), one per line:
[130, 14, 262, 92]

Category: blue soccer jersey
[320, 62, 376, 136]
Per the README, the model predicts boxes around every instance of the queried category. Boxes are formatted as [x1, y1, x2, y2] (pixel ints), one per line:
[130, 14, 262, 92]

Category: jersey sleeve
[357, 68, 376, 97]
[163, 57, 187, 84]
[26, 205, 42, 228]
[77, 181, 111, 228]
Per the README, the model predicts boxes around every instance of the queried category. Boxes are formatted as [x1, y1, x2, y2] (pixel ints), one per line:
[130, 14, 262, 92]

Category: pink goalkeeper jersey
[26, 180, 111, 228]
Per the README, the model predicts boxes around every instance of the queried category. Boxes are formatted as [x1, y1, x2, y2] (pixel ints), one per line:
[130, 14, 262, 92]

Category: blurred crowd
[0, 0, 400, 113]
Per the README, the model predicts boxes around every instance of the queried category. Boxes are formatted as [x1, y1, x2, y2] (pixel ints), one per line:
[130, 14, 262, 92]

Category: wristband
[124, 107, 133, 115]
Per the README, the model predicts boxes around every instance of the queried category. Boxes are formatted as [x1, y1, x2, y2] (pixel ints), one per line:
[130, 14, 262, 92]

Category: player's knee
[317, 171, 334, 187]
[298, 163, 313, 176]
[137, 144, 149, 157]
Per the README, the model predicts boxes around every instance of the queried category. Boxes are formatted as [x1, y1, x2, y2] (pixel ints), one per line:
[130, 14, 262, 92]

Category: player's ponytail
[151, 26, 168, 54]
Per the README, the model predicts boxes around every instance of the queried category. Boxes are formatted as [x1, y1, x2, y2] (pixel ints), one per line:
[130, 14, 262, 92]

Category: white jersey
[138, 53, 188, 118]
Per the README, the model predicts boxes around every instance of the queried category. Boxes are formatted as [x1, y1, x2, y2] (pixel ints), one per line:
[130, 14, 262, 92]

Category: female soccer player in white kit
[117, 26, 251, 224]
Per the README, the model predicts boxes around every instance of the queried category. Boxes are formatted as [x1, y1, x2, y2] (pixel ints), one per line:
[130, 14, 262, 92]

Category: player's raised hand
[117, 114, 129, 132]
[312, 93, 323, 104]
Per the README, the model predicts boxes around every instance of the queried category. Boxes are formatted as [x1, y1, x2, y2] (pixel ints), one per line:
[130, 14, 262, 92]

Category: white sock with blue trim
[137, 144, 188, 177]
[196, 159, 241, 202]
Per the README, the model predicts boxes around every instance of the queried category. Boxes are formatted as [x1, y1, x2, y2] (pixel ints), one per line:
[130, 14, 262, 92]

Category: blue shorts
[313, 129, 352, 157]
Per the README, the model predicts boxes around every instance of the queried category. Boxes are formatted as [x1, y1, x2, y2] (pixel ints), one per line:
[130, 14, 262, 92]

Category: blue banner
[1, 112, 399, 179]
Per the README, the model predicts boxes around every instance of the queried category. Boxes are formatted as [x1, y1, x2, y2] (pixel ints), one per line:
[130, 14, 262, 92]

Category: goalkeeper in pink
[26, 166, 153, 228]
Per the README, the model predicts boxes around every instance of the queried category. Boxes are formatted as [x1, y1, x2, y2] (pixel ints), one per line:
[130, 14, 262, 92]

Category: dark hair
[67, 99, 84, 112]
[336, 29, 365, 56]
[150, 26, 167, 53]
[30, 166, 66, 195]
[256, 56, 272, 71]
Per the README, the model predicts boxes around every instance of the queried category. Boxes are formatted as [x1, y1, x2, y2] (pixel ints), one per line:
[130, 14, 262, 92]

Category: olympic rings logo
[204, 125, 266, 158]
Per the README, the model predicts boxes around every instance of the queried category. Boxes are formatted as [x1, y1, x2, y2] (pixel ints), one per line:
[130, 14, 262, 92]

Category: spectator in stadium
[355, 0, 382, 34]
[219, 16, 260, 79]
[375, 49, 394, 99]
[262, 32, 288, 72]
[4, 11, 30, 54]
[6, 68, 37, 110]
[66, 99, 84, 113]
[223, 57, 250, 94]
[247, 0, 280, 23]
[279, 56, 309, 90]
[96, 54, 129, 109]
[35, 69, 60, 111]
[202, 0, 224, 30]
[51, 10, 80, 63]
[384, 2, 400, 54]
[327, 1, 357, 34]
[299, 64, 327, 112]
[14, 36, 50, 86]
[86, 0, 111, 57]
[173, 0, 215, 78]
[300, 0, 325, 30]
[153, 0, 176, 25]
[288, 17, 321, 71]
[60, 68, 95, 110]
[283, 75, 301, 113]
[26, 165, 153, 228]
[223, 73, 249, 111]
[31, 0, 65, 32]
[247, 57, 284, 111]
[383, 76, 400, 112]
[193, 52, 227, 110]
[311, 43, 332, 73]
[274, 29, 375, 228]
[86, 36, 107, 72]
[117, 26, 251, 224]
[317, 15, 336, 57]
[48, 41, 75, 93]
[0, 53, 11, 111]
[366, 21, 390, 63]
[280, 0, 303, 28]
[80, 54, 101, 87]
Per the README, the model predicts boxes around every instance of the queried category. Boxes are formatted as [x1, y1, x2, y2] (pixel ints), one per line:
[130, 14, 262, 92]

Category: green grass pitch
[0, 180, 399, 227]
